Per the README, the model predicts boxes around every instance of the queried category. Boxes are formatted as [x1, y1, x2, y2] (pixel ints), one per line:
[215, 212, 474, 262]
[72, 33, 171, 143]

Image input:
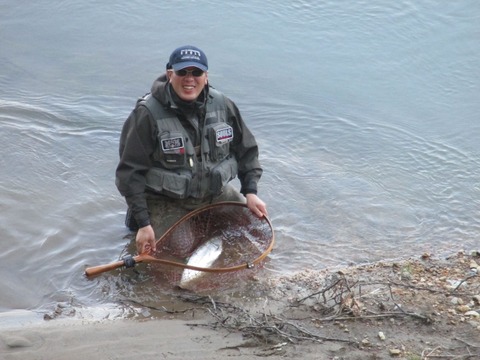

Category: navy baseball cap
[167, 45, 208, 71]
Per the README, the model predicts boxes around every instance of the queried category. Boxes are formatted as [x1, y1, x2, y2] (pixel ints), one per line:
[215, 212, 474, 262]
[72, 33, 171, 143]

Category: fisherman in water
[116, 45, 268, 255]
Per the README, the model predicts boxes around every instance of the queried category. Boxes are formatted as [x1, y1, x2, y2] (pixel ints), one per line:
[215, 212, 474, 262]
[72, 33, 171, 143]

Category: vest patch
[216, 126, 233, 145]
[161, 137, 185, 153]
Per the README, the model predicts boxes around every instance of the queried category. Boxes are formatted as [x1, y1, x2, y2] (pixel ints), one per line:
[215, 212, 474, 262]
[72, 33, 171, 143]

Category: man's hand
[136, 225, 156, 254]
[246, 193, 268, 218]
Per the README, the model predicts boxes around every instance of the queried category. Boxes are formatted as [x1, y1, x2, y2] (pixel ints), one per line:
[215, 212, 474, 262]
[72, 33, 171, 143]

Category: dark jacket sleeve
[225, 97, 263, 195]
[115, 105, 157, 227]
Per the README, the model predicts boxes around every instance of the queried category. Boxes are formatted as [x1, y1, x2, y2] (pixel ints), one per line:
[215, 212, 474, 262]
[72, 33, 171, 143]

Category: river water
[1, 1, 479, 319]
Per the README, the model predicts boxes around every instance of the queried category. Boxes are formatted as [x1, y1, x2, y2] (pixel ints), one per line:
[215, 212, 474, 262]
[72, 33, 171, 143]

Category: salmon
[179, 236, 223, 289]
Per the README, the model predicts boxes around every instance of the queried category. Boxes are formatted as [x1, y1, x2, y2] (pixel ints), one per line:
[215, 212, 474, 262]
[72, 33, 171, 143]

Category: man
[116, 45, 268, 255]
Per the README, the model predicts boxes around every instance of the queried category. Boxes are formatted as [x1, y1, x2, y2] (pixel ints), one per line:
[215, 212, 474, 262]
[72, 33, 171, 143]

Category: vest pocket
[145, 167, 191, 199]
[208, 124, 233, 162]
[210, 156, 238, 195]
[157, 131, 187, 169]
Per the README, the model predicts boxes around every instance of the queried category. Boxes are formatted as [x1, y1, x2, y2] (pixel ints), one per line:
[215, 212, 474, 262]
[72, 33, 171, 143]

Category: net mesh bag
[150, 202, 274, 290]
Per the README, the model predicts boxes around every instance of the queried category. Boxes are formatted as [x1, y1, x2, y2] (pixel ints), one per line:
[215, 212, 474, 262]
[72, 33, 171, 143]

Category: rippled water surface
[1, 1, 479, 316]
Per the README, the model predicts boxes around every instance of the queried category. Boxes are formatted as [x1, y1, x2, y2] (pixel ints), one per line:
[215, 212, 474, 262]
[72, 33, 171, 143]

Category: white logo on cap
[180, 49, 201, 58]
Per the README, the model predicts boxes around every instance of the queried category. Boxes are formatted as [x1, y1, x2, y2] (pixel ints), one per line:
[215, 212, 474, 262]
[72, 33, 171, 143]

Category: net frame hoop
[144, 201, 275, 273]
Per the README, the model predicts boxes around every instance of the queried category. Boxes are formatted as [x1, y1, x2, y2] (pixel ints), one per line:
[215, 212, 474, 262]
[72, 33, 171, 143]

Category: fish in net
[85, 202, 274, 291]
[151, 202, 274, 290]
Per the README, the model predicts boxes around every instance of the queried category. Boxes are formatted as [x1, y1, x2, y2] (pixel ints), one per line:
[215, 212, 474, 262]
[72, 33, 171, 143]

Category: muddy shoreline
[2, 250, 479, 359]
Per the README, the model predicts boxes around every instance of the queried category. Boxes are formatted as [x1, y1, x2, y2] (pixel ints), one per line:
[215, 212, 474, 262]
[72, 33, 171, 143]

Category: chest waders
[141, 90, 238, 200]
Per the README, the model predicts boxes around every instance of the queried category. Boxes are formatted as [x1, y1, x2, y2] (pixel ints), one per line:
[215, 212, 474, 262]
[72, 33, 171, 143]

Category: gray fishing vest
[141, 89, 238, 199]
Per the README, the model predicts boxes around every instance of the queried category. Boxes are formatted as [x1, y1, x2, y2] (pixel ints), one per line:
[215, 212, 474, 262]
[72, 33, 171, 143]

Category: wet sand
[1, 317, 255, 360]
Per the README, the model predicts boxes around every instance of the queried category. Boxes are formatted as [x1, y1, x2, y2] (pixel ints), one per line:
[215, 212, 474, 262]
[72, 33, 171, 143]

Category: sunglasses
[174, 68, 205, 77]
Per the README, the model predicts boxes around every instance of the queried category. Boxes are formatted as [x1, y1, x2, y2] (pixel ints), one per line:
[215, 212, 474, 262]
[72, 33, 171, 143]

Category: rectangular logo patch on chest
[161, 137, 185, 152]
[216, 126, 233, 145]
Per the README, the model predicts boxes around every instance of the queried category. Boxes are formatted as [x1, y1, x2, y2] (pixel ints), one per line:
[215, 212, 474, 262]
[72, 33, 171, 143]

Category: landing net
[153, 201, 274, 272]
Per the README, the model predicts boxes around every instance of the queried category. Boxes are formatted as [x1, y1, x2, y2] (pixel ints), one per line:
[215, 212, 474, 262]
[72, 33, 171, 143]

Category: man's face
[168, 67, 208, 102]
